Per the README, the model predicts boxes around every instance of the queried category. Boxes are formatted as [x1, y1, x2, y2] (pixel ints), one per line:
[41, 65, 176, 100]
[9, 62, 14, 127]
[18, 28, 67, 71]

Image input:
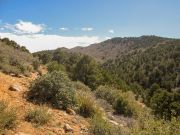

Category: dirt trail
[0, 71, 89, 135]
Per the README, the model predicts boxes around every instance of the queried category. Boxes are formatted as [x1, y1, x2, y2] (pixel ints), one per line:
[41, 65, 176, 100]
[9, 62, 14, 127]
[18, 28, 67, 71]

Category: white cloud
[104, 37, 112, 40]
[81, 27, 93, 31]
[109, 29, 114, 34]
[4, 23, 15, 31]
[4, 20, 44, 34]
[15, 21, 44, 34]
[60, 27, 68, 31]
[0, 32, 101, 52]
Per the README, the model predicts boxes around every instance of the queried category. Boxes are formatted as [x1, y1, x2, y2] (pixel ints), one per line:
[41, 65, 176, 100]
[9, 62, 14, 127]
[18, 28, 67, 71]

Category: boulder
[9, 84, 22, 91]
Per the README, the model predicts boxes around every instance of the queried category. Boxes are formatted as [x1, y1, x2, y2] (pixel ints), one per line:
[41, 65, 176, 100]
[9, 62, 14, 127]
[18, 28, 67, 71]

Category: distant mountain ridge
[70, 35, 173, 61]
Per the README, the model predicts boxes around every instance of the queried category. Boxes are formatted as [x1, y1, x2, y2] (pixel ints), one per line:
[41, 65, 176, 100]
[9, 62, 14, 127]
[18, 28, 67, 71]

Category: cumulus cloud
[0, 32, 101, 52]
[15, 21, 44, 33]
[4, 20, 45, 34]
[109, 29, 114, 34]
[81, 27, 93, 31]
[60, 27, 68, 31]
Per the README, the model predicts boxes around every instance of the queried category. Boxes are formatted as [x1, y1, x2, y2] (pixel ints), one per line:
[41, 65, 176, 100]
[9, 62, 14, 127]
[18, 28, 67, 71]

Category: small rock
[109, 120, 119, 126]
[66, 108, 76, 115]
[52, 128, 62, 134]
[10, 73, 16, 77]
[80, 125, 88, 132]
[108, 115, 115, 120]
[17, 74, 24, 78]
[64, 124, 73, 133]
[9, 84, 22, 91]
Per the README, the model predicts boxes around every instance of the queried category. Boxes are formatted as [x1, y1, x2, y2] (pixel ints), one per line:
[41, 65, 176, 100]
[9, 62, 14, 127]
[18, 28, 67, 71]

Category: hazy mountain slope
[71, 35, 171, 61]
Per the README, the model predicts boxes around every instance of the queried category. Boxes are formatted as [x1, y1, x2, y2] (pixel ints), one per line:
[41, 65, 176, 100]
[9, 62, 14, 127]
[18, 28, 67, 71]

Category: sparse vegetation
[90, 115, 112, 135]
[72, 36, 169, 61]
[26, 106, 51, 126]
[0, 101, 17, 134]
[90, 114, 123, 135]
[131, 113, 180, 135]
[96, 86, 135, 116]
[0, 38, 39, 75]
[76, 89, 100, 118]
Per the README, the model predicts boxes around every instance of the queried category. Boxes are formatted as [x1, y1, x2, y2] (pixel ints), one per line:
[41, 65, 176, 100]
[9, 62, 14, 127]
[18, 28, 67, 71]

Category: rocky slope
[0, 69, 89, 135]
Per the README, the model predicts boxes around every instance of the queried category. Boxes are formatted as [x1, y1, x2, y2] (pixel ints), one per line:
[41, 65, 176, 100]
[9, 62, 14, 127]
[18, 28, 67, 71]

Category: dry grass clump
[25, 106, 51, 126]
[0, 101, 17, 134]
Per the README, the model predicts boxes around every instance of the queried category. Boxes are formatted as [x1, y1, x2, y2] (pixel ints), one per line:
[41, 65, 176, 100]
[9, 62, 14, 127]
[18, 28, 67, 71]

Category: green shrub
[47, 61, 65, 73]
[96, 86, 142, 117]
[26, 106, 51, 126]
[73, 55, 103, 89]
[113, 96, 133, 116]
[95, 85, 118, 104]
[74, 81, 91, 92]
[28, 71, 76, 109]
[0, 101, 17, 134]
[150, 90, 180, 120]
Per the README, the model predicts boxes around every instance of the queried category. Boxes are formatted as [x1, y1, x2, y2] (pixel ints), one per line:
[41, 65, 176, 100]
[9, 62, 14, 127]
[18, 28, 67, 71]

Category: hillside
[103, 39, 180, 92]
[34, 35, 180, 121]
[0, 38, 39, 76]
[71, 35, 172, 61]
[0, 36, 179, 134]
[0, 70, 89, 135]
[102, 39, 180, 120]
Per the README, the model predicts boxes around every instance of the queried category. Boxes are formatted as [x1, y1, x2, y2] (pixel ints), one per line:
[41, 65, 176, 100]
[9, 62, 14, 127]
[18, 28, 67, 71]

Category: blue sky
[0, 0, 180, 52]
